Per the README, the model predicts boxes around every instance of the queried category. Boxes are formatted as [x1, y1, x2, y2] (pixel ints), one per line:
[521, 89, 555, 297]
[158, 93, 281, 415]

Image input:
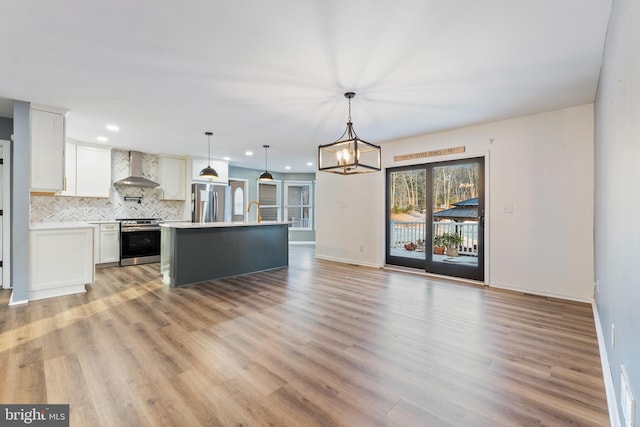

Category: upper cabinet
[30, 105, 67, 192]
[158, 156, 187, 200]
[59, 142, 77, 196]
[63, 141, 112, 198]
[76, 144, 112, 197]
[192, 158, 229, 185]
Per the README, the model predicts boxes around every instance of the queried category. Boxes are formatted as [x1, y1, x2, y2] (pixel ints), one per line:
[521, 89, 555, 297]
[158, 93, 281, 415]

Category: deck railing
[390, 220, 479, 256]
[288, 218, 310, 228]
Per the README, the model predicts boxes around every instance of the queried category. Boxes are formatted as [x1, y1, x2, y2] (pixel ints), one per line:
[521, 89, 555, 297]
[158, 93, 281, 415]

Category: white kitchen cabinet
[159, 156, 187, 200]
[60, 142, 76, 196]
[63, 141, 112, 197]
[29, 223, 95, 301]
[30, 106, 67, 192]
[90, 222, 120, 265]
[98, 223, 120, 264]
[76, 144, 112, 197]
[192, 158, 229, 185]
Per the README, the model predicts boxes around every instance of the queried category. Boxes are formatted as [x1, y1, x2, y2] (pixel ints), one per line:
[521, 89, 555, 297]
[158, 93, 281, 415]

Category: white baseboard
[489, 281, 593, 303]
[289, 241, 315, 245]
[592, 301, 621, 427]
[29, 284, 86, 301]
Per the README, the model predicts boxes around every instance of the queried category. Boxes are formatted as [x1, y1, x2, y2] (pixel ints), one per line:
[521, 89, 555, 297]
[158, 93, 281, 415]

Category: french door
[386, 157, 484, 281]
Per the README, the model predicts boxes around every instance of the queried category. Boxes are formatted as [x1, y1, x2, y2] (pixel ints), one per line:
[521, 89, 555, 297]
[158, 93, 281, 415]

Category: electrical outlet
[611, 324, 615, 348]
[621, 366, 636, 427]
[595, 279, 600, 294]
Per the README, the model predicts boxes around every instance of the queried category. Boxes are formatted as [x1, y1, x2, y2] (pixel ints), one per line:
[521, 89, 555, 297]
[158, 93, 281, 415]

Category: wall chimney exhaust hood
[113, 151, 160, 188]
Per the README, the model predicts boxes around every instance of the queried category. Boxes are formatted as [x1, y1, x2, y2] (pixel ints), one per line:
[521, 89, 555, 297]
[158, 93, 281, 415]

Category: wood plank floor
[0, 245, 609, 426]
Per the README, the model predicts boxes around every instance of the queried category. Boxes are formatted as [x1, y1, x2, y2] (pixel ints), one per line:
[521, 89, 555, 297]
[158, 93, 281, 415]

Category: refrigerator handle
[213, 192, 218, 222]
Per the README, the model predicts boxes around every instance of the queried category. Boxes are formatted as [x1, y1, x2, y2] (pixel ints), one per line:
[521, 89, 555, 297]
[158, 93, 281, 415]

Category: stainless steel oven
[118, 218, 162, 266]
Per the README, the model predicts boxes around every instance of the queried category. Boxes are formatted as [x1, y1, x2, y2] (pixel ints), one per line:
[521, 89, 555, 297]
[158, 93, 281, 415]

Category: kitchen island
[160, 221, 289, 287]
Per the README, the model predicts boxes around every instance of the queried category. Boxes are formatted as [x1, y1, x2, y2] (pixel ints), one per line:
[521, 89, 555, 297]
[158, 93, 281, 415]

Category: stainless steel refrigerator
[191, 183, 225, 223]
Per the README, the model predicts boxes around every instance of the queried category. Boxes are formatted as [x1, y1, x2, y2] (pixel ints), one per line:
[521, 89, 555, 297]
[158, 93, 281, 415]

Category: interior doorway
[386, 157, 485, 281]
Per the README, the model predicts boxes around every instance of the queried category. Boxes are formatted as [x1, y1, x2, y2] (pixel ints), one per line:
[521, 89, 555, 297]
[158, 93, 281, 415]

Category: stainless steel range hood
[113, 151, 160, 188]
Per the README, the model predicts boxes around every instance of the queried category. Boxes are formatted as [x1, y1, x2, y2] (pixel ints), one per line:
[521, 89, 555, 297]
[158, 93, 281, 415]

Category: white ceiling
[0, 1, 611, 172]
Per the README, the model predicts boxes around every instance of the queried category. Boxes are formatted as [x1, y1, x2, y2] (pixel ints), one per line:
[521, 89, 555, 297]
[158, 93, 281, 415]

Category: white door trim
[1, 139, 11, 289]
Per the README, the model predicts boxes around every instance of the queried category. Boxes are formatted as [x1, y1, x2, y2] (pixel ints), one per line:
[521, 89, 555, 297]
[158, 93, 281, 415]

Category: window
[258, 181, 281, 221]
[285, 181, 313, 230]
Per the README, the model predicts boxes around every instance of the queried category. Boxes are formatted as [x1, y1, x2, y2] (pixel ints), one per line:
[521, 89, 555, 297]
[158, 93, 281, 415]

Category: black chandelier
[318, 92, 381, 175]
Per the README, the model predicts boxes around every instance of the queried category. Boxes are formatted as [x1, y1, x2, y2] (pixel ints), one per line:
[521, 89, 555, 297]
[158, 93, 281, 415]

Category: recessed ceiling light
[285, 166, 291, 170]
[106, 124, 120, 132]
[223, 156, 230, 161]
[245, 151, 254, 156]
[306, 162, 314, 166]
[96, 136, 108, 142]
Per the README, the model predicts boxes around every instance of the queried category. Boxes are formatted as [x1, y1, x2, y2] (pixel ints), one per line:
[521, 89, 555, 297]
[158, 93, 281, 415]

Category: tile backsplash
[30, 149, 188, 222]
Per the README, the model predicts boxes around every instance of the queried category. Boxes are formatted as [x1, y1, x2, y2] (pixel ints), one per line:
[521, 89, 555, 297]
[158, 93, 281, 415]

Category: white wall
[316, 171, 384, 268]
[317, 104, 594, 301]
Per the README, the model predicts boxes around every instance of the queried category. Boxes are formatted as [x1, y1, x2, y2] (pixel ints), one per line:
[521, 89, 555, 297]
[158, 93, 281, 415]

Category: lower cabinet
[91, 222, 120, 265]
[99, 223, 120, 264]
[29, 225, 95, 301]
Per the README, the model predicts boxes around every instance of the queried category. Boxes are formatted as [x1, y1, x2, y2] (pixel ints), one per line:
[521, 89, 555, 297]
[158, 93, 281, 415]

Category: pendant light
[259, 144, 273, 181]
[199, 131, 219, 178]
[318, 92, 381, 174]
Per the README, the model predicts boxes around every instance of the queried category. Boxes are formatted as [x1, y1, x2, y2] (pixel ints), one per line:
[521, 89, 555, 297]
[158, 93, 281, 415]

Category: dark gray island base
[160, 221, 289, 287]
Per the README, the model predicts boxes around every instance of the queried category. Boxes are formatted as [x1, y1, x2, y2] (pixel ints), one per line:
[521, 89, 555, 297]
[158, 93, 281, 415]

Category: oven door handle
[121, 226, 162, 232]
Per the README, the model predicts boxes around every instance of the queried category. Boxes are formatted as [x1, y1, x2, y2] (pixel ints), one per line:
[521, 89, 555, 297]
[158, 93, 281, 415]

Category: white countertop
[161, 221, 289, 229]
[87, 220, 120, 224]
[30, 221, 98, 230]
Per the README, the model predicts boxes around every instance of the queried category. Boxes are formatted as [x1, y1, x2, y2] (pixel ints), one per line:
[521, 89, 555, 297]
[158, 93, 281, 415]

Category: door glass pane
[431, 163, 479, 267]
[389, 169, 427, 261]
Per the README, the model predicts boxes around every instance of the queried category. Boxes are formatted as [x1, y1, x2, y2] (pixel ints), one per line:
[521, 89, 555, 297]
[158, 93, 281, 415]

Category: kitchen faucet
[247, 200, 262, 223]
